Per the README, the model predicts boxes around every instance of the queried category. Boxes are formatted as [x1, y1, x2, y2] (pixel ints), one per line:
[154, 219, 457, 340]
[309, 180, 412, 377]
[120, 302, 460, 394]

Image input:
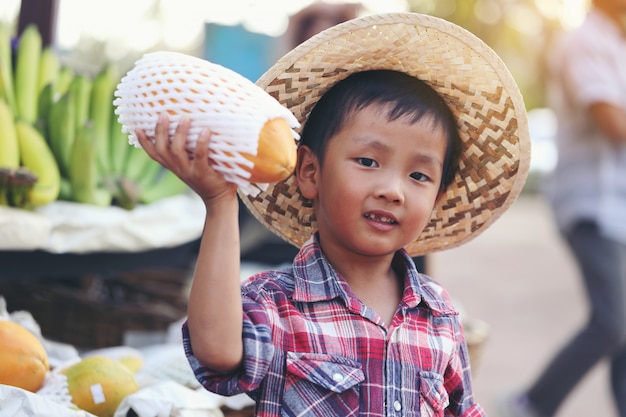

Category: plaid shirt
[183, 236, 484, 416]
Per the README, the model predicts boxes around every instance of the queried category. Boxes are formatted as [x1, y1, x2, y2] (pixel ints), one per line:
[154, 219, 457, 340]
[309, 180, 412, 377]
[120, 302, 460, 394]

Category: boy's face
[297, 103, 447, 259]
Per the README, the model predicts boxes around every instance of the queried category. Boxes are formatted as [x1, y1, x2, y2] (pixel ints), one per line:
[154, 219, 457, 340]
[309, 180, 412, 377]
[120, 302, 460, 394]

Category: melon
[113, 51, 300, 195]
[62, 356, 139, 417]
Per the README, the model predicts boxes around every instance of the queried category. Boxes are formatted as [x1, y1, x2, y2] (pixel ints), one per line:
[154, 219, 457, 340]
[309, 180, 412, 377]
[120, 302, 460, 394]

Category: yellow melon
[0, 319, 49, 392]
[62, 356, 139, 417]
[113, 51, 300, 195]
[240, 117, 297, 183]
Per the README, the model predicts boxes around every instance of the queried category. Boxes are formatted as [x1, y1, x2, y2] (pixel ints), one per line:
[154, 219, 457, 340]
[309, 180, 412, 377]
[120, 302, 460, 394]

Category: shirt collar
[291, 234, 455, 316]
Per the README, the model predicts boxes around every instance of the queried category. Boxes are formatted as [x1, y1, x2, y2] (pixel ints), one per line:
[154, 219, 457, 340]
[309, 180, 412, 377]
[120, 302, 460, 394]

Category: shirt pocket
[283, 351, 364, 416]
[419, 371, 449, 417]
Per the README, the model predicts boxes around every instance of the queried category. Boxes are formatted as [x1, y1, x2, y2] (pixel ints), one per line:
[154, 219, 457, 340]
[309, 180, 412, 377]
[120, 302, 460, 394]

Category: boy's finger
[135, 129, 163, 164]
[171, 116, 191, 155]
[153, 113, 172, 155]
[193, 128, 211, 161]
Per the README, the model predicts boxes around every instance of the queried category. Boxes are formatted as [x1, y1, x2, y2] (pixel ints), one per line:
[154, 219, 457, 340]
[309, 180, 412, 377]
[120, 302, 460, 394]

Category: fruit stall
[0, 9, 255, 417]
[0, 5, 489, 417]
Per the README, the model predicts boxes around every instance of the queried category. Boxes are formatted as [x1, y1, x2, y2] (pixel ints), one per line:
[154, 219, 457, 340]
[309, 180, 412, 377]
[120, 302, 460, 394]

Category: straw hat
[240, 12, 531, 256]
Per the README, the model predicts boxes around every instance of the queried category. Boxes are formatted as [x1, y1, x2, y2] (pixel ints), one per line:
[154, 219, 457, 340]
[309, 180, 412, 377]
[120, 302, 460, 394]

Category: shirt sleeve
[562, 28, 622, 108]
[443, 318, 486, 417]
[182, 288, 277, 398]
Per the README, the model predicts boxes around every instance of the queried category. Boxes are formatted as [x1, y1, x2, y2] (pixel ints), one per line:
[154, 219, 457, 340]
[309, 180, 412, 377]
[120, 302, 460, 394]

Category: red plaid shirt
[183, 235, 484, 416]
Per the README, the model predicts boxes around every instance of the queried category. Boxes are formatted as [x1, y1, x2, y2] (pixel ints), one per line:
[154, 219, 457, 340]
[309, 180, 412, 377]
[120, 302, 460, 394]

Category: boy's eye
[357, 157, 378, 167]
[410, 172, 429, 182]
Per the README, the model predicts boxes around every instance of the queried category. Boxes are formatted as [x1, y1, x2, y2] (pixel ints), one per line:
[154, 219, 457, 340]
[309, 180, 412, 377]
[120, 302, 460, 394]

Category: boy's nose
[375, 175, 404, 204]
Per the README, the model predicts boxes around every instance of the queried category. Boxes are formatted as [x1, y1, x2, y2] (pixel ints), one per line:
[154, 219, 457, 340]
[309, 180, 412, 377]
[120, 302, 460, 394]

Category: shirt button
[332, 373, 344, 382]
[393, 400, 402, 411]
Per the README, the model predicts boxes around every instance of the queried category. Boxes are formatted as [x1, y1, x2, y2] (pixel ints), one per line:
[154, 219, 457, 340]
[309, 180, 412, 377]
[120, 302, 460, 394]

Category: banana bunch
[43, 62, 189, 209]
[0, 23, 188, 210]
[0, 23, 61, 209]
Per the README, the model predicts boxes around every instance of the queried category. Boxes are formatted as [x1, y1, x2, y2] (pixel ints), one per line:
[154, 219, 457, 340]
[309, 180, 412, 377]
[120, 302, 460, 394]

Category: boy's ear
[295, 145, 319, 200]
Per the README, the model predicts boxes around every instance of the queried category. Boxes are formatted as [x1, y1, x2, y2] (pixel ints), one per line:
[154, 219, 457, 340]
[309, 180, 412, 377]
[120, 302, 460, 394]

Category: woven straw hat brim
[240, 12, 531, 256]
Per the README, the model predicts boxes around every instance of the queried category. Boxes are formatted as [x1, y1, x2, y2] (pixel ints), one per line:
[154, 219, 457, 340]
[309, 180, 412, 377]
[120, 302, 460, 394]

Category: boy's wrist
[203, 187, 239, 214]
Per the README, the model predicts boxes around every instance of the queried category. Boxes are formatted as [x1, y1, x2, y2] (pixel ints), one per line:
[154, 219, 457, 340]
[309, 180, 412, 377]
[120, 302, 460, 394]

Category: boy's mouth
[364, 212, 398, 225]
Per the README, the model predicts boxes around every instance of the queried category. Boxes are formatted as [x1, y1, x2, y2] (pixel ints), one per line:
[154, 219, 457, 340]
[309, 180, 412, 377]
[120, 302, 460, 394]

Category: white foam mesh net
[113, 51, 299, 196]
[37, 363, 78, 409]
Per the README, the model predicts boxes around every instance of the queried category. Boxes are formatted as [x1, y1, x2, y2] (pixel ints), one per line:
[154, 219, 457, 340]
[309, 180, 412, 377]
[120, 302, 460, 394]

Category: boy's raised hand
[135, 113, 237, 204]
[136, 114, 243, 372]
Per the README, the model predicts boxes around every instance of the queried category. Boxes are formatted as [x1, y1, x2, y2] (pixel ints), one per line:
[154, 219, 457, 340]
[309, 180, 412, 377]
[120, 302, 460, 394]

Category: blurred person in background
[286, 1, 362, 47]
[498, 0, 626, 416]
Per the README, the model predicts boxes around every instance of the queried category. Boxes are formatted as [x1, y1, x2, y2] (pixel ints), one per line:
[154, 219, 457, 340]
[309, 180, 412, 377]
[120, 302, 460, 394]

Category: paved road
[430, 194, 616, 417]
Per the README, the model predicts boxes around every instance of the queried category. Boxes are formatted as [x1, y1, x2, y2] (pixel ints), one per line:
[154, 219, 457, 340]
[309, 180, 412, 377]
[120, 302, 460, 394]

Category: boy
[137, 12, 530, 417]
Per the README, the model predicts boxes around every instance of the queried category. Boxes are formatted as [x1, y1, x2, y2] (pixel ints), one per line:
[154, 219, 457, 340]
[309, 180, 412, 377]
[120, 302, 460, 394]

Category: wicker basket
[0, 268, 190, 349]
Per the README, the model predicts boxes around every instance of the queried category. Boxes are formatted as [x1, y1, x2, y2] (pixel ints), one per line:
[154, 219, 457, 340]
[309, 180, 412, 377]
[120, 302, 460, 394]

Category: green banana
[55, 65, 74, 96]
[121, 144, 154, 182]
[6, 167, 37, 208]
[37, 45, 60, 98]
[68, 73, 91, 132]
[108, 113, 130, 176]
[110, 176, 140, 210]
[58, 176, 72, 201]
[133, 152, 163, 193]
[0, 98, 19, 168]
[89, 63, 118, 177]
[69, 121, 111, 206]
[139, 168, 188, 205]
[37, 82, 55, 124]
[0, 22, 17, 114]
[14, 24, 42, 123]
[46, 91, 76, 176]
[15, 120, 61, 206]
[0, 168, 10, 205]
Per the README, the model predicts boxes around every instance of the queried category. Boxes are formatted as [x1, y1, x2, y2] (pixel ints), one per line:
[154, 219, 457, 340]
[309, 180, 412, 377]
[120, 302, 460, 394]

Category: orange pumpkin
[0, 319, 49, 392]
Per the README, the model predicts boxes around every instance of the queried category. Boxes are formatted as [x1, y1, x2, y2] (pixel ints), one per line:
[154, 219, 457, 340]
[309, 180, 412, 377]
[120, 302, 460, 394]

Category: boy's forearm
[187, 193, 244, 372]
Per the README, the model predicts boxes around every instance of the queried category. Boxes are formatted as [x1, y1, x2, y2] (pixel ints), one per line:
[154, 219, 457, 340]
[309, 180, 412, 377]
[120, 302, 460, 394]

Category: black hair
[299, 69, 461, 191]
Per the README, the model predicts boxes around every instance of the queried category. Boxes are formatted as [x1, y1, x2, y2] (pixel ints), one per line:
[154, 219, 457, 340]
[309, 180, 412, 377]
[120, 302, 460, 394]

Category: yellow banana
[0, 22, 17, 114]
[15, 120, 61, 206]
[14, 24, 42, 123]
[37, 45, 59, 99]
[0, 99, 19, 168]
[90, 63, 118, 177]
[47, 91, 76, 176]
[69, 122, 111, 206]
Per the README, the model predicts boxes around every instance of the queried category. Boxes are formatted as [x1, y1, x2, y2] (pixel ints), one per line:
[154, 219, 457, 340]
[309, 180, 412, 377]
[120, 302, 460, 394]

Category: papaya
[114, 51, 300, 189]
[243, 118, 297, 183]
[62, 356, 139, 417]
[0, 319, 49, 392]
